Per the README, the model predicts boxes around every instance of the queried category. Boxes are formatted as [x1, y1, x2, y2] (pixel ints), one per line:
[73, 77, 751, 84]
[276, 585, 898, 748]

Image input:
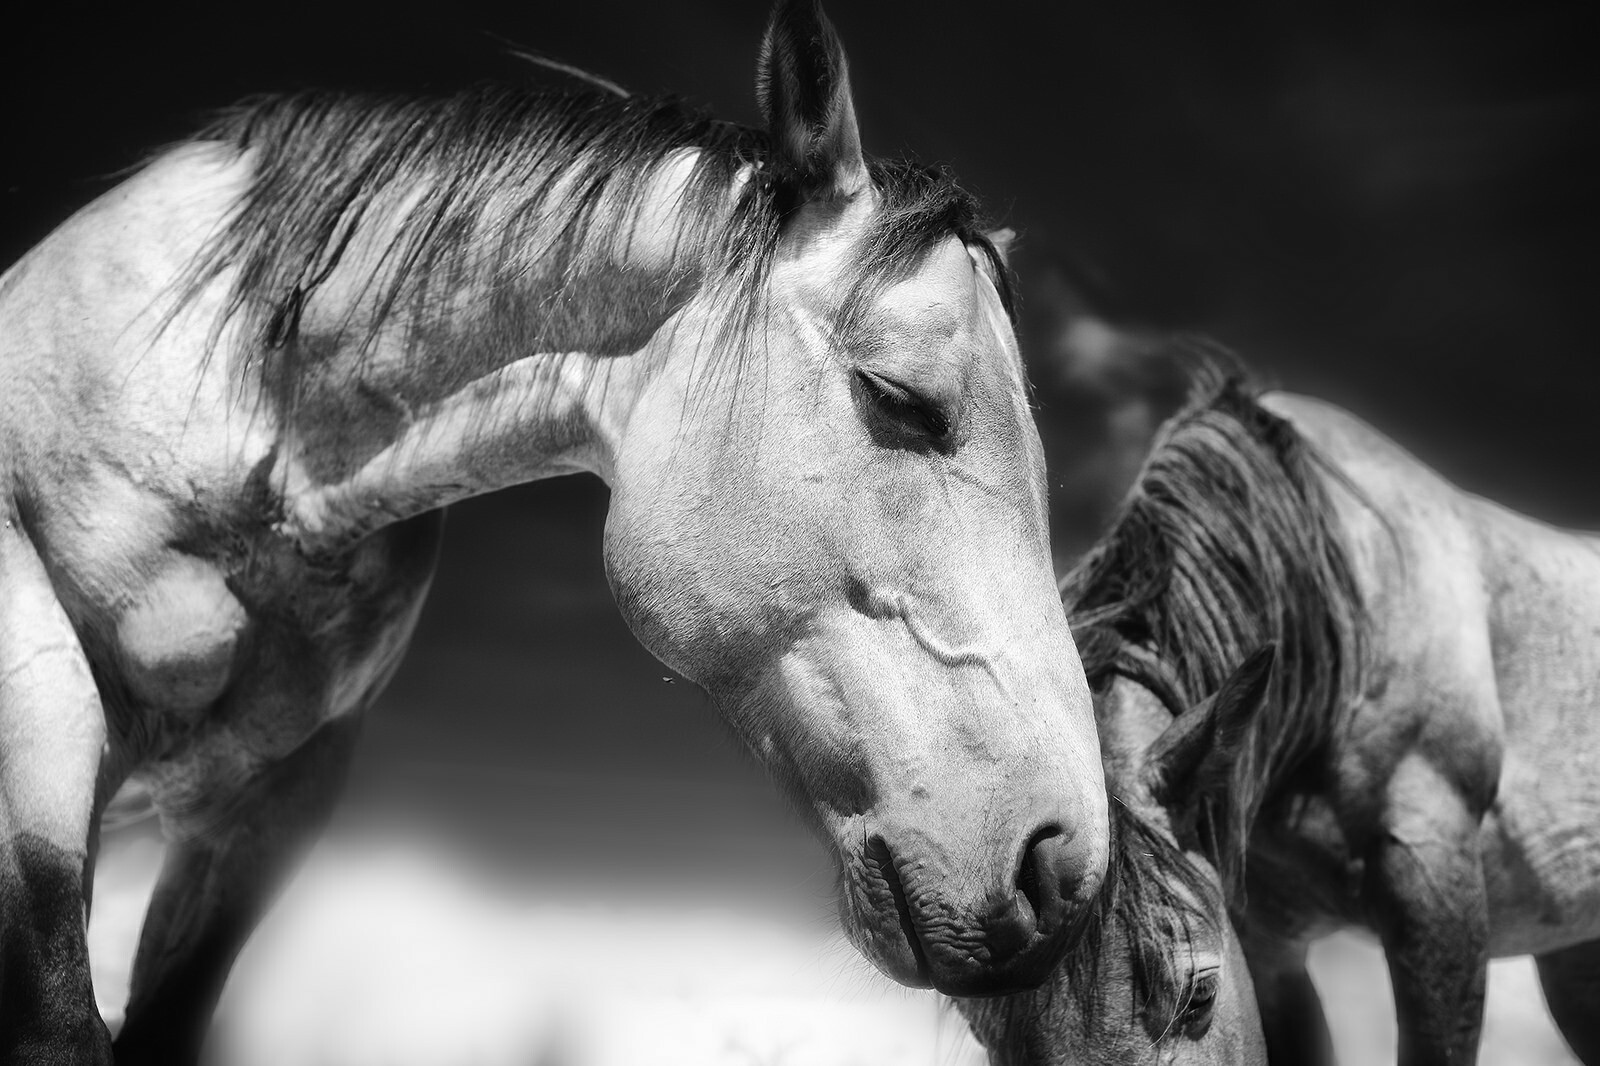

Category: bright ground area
[89, 826, 1579, 1066]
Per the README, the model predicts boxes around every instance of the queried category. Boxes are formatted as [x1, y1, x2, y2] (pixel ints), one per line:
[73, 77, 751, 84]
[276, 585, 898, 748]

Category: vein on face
[853, 582, 1007, 696]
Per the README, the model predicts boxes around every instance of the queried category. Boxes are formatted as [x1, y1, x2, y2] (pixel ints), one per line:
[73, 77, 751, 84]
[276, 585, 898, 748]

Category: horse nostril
[860, 819, 1098, 995]
[1016, 823, 1080, 935]
[1015, 825, 1061, 920]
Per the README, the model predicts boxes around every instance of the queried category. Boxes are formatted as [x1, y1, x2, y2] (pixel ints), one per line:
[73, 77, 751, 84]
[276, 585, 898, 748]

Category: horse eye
[1179, 970, 1219, 1037]
[853, 368, 952, 441]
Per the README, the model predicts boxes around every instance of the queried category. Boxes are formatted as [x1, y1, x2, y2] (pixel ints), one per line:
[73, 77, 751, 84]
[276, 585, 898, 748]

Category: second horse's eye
[853, 368, 952, 442]
[1179, 969, 1219, 1038]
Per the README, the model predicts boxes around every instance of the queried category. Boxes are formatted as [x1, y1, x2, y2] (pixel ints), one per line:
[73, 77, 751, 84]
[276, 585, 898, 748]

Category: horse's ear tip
[771, 0, 827, 24]
[1245, 642, 1278, 673]
[985, 227, 1018, 266]
[1217, 644, 1276, 723]
[764, 0, 832, 47]
[763, 0, 849, 82]
[755, 0, 865, 198]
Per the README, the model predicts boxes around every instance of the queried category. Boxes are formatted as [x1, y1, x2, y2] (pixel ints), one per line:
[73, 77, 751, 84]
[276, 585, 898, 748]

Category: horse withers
[1056, 349, 1600, 1066]
[957, 650, 1273, 1066]
[0, 2, 1109, 1061]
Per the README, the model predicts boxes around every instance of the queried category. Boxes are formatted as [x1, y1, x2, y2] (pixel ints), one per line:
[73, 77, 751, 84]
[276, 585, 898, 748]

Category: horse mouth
[836, 826, 1098, 996]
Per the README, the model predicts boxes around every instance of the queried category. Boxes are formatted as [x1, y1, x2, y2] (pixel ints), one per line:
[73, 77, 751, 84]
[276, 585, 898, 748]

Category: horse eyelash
[854, 367, 951, 439]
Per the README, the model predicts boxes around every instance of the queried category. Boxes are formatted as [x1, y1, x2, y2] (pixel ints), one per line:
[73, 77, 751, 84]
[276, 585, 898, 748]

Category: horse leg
[1362, 757, 1490, 1066]
[0, 514, 113, 1064]
[111, 712, 363, 1066]
[1535, 939, 1600, 1065]
[1242, 942, 1333, 1066]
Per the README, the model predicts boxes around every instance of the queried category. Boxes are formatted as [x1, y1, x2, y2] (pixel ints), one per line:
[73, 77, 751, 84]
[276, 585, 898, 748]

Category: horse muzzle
[840, 810, 1108, 996]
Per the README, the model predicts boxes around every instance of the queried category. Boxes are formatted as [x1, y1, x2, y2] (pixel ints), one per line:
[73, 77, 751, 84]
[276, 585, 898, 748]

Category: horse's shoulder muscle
[1254, 396, 1504, 806]
[117, 555, 252, 715]
[0, 137, 273, 552]
[5, 140, 251, 308]
[2, 141, 260, 440]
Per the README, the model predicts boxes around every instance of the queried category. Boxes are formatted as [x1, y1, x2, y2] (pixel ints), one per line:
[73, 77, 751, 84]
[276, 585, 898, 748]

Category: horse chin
[839, 896, 1079, 996]
[837, 887, 933, 989]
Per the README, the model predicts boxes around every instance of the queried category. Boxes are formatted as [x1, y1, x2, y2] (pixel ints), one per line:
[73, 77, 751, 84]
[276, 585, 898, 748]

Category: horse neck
[265, 157, 729, 552]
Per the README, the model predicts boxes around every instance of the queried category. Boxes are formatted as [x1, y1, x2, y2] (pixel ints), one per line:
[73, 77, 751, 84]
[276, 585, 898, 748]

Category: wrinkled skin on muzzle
[603, 230, 1107, 995]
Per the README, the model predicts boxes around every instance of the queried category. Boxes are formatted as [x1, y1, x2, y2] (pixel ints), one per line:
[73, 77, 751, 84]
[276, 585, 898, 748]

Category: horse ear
[756, 0, 870, 200]
[1144, 644, 1275, 808]
[984, 227, 1017, 267]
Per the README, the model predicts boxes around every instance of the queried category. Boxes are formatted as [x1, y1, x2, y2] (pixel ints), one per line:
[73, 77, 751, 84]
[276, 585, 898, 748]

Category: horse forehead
[774, 233, 1009, 378]
[850, 243, 1010, 380]
[873, 239, 985, 338]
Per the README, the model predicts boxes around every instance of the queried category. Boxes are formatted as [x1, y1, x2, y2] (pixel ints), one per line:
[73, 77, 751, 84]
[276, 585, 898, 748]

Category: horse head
[600, 0, 1107, 995]
[957, 646, 1274, 1062]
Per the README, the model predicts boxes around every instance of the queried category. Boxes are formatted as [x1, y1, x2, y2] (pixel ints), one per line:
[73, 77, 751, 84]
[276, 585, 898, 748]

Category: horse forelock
[1044, 799, 1219, 1035]
[163, 81, 1009, 427]
[1063, 343, 1366, 905]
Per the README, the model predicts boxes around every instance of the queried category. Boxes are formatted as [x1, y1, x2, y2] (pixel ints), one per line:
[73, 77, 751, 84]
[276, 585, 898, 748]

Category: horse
[1038, 346, 1600, 1065]
[956, 648, 1274, 1065]
[0, 2, 1113, 1060]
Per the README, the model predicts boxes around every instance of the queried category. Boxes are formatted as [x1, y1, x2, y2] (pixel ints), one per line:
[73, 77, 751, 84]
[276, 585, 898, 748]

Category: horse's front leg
[1362, 756, 1491, 1066]
[0, 514, 113, 1064]
[112, 712, 363, 1066]
[1240, 936, 1333, 1066]
[1535, 938, 1600, 1064]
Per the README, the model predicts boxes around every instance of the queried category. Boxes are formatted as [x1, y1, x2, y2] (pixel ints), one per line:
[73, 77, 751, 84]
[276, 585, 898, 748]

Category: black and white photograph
[1, 2, 1595, 1063]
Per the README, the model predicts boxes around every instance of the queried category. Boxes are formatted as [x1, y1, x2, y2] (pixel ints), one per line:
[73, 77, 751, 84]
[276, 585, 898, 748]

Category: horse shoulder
[1462, 500, 1600, 949]
[3, 142, 266, 474]
[0, 140, 432, 768]
[3, 140, 252, 349]
[1257, 395, 1504, 825]
[2, 142, 278, 558]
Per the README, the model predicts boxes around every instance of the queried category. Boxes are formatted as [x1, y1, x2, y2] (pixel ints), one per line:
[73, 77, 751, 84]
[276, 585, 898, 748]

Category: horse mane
[1041, 798, 1218, 1031]
[169, 81, 1012, 419]
[982, 798, 1222, 1050]
[1063, 342, 1366, 902]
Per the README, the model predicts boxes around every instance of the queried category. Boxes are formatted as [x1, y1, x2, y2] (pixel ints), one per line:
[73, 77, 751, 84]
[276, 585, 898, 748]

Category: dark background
[5, 1, 1595, 890]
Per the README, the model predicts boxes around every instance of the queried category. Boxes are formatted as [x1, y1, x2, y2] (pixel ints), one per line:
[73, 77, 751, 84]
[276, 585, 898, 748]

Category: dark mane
[169, 81, 1012, 418]
[1063, 344, 1365, 901]
[983, 801, 1221, 1051]
[1057, 800, 1218, 1026]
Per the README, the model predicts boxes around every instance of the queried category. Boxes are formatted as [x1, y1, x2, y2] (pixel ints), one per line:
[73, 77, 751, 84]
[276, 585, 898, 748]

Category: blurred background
[3, 1, 1594, 1062]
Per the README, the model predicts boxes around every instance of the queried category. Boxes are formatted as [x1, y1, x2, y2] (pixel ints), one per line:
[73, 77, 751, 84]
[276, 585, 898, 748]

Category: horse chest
[113, 557, 250, 715]
[1250, 796, 1368, 935]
